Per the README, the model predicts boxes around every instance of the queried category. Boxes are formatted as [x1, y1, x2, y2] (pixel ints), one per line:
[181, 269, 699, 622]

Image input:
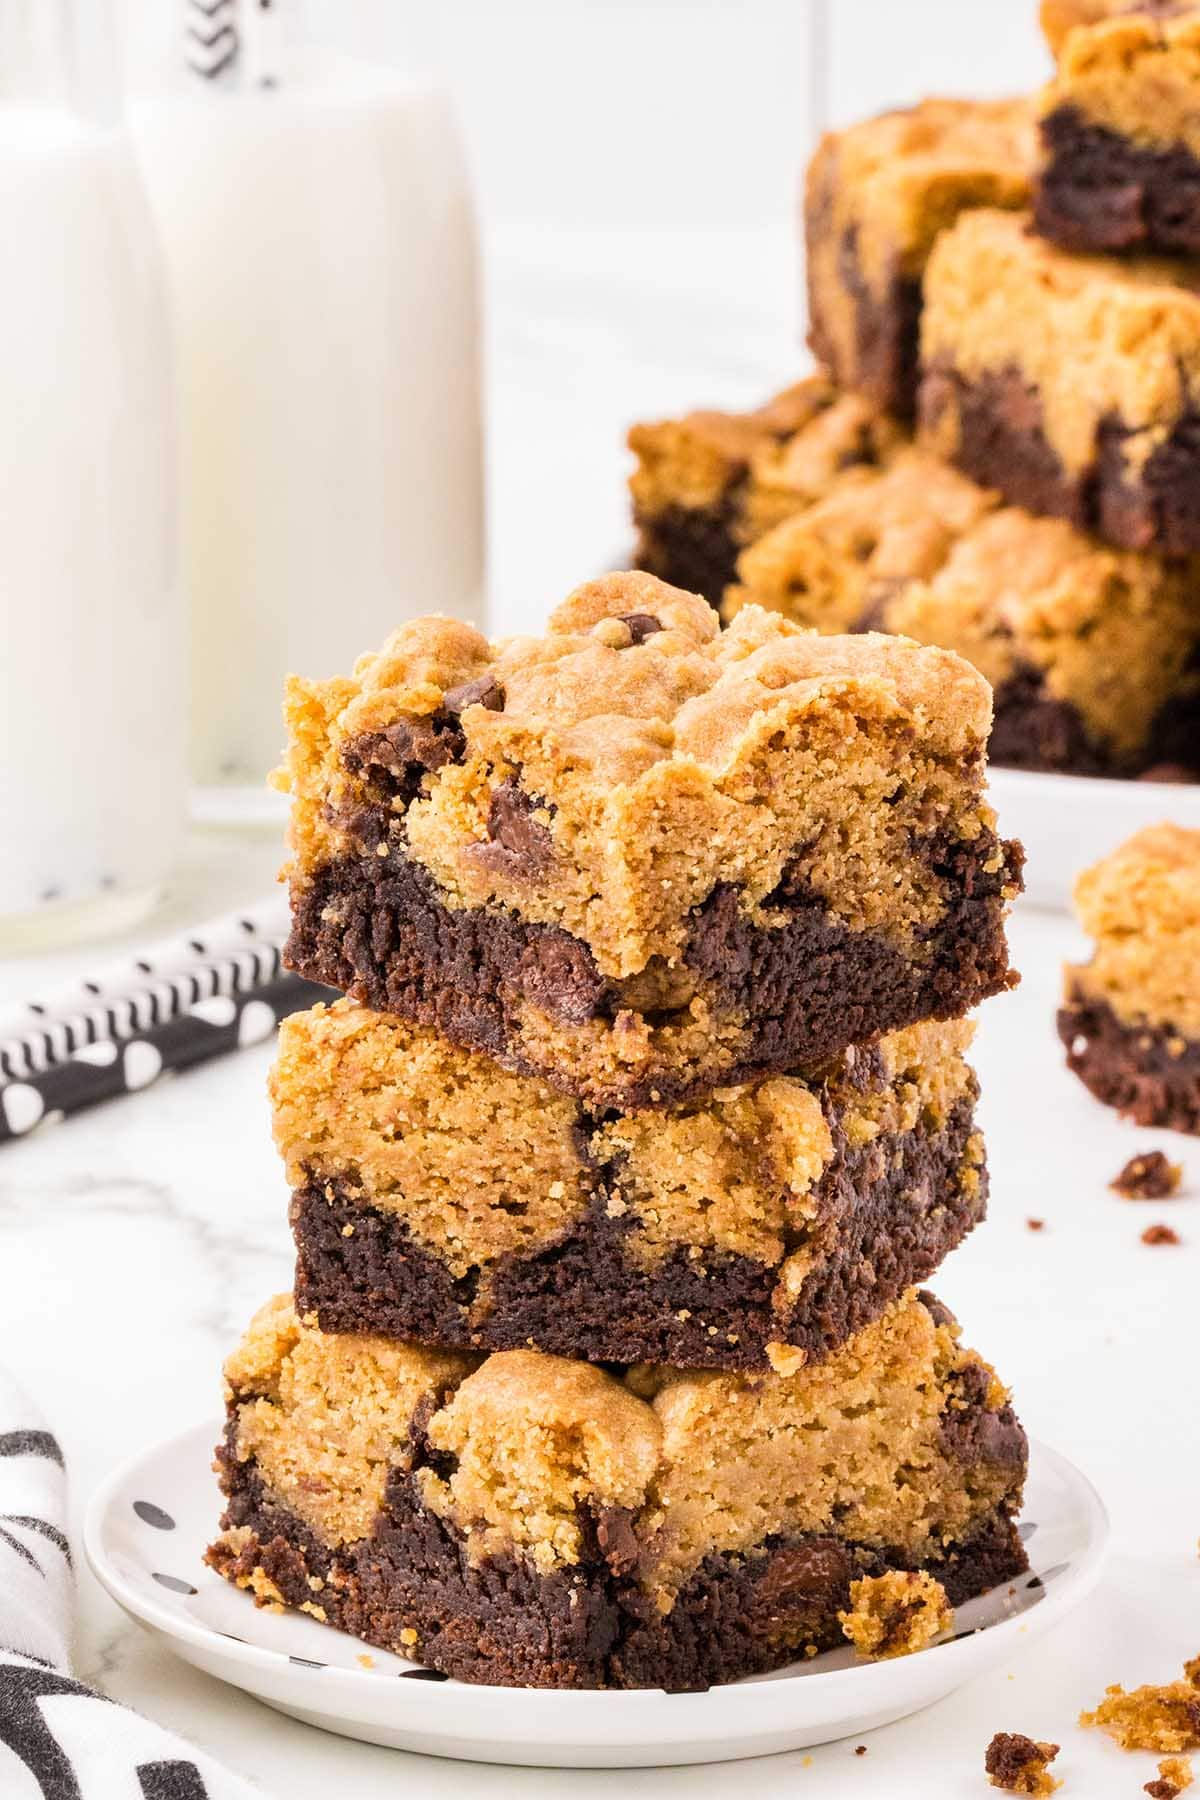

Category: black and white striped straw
[0, 899, 329, 1142]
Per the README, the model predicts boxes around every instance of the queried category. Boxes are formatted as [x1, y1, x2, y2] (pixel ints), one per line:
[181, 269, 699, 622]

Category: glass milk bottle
[0, 2, 182, 948]
[129, 3, 486, 805]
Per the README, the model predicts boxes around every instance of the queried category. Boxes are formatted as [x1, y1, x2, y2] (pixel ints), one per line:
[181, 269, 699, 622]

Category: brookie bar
[206, 1289, 1028, 1690]
[1060, 823, 1200, 1132]
[919, 208, 1200, 554]
[725, 446, 1200, 778]
[628, 375, 901, 604]
[805, 98, 1034, 416]
[276, 574, 1022, 1111]
[1037, 2, 1200, 254]
[273, 1000, 987, 1371]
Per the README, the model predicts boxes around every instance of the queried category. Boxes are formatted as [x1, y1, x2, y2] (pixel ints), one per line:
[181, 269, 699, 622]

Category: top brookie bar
[725, 445, 1200, 778]
[276, 574, 1022, 1111]
[805, 98, 1034, 416]
[627, 374, 901, 605]
[1036, 1, 1200, 253]
[919, 207, 1200, 553]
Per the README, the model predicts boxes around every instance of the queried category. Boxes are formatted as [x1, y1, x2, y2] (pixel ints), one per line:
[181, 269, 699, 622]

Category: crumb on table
[1081, 1660, 1200, 1752]
[1142, 1224, 1183, 1247]
[1147, 1754, 1194, 1798]
[985, 1731, 1062, 1793]
[1112, 1151, 1183, 1200]
[839, 1569, 953, 1660]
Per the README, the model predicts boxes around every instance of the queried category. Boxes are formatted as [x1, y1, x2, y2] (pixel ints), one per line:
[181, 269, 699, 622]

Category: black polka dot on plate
[152, 1572, 197, 1595]
[1038, 1562, 1067, 1585]
[289, 1656, 325, 1669]
[400, 1668, 449, 1681]
[1018, 1519, 1038, 1541]
[133, 1500, 175, 1530]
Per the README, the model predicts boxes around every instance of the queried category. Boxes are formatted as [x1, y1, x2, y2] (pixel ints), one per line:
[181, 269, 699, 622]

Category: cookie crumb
[1081, 1661, 1200, 1752]
[1142, 1224, 1182, 1247]
[1027, 1218, 1046, 1232]
[1112, 1152, 1182, 1200]
[840, 1569, 952, 1660]
[855, 1744, 867, 1755]
[1147, 1755, 1194, 1798]
[985, 1731, 1062, 1793]
[356, 1652, 375, 1669]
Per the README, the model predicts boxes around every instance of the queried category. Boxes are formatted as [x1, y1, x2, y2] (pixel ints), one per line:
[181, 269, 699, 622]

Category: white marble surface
[2, 221, 1199, 1792]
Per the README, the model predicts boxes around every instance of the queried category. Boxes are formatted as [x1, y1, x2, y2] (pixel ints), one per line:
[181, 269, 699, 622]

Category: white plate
[989, 766, 1200, 912]
[84, 1424, 1108, 1769]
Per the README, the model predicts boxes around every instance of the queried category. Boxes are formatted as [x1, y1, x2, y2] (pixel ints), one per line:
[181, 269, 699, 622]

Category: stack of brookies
[629, 2, 1200, 782]
[205, 574, 1031, 1690]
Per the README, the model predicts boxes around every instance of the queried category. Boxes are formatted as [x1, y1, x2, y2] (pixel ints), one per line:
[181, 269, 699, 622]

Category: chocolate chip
[341, 714, 466, 807]
[443, 674, 505, 715]
[617, 612, 663, 644]
[596, 1506, 641, 1578]
[474, 778, 556, 878]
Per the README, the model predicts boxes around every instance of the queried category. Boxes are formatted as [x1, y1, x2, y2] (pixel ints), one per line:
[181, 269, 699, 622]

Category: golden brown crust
[1042, 8, 1200, 154]
[1067, 825, 1200, 1036]
[920, 209, 1200, 479]
[627, 377, 843, 522]
[275, 576, 1001, 981]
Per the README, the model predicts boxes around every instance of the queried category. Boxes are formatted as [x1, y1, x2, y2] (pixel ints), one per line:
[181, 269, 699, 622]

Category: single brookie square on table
[1036, 1, 1200, 254]
[627, 374, 902, 605]
[918, 207, 1200, 554]
[804, 98, 1034, 417]
[724, 444, 1200, 779]
[275, 573, 1023, 1112]
[273, 998, 986, 1372]
[1060, 823, 1200, 1133]
[206, 1289, 1028, 1690]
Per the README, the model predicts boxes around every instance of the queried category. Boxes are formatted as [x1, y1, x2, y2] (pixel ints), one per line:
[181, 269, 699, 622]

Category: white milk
[0, 107, 181, 945]
[132, 52, 486, 795]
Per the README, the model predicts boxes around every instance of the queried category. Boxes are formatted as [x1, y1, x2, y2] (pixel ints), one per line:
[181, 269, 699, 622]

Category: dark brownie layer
[920, 360, 1200, 554]
[1058, 990, 1200, 1133]
[285, 838, 1020, 1110]
[988, 664, 1200, 779]
[291, 1094, 985, 1369]
[209, 1416, 1027, 1691]
[1036, 106, 1200, 254]
[633, 501, 741, 607]
[807, 215, 922, 419]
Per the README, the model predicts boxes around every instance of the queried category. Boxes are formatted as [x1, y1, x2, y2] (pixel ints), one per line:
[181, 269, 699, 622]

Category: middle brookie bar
[207, 1288, 1028, 1690]
[276, 574, 1022, 1112]
[273, 1000, 985, 1371]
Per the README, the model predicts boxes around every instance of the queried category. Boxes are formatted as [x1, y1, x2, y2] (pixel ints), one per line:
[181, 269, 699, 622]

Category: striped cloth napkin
[0, 1369, 265, 1799]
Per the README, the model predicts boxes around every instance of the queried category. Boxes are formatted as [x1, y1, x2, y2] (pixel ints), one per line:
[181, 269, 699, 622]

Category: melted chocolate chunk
[443, 674, 505, 715]
[617, 612, 663, 644]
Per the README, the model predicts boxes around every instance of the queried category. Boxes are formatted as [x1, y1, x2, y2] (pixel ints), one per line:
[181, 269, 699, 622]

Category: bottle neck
[0, 0, 121, 124]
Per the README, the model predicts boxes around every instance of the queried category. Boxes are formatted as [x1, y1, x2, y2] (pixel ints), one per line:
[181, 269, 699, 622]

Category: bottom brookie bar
[206, 1289, 1028, 1690]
